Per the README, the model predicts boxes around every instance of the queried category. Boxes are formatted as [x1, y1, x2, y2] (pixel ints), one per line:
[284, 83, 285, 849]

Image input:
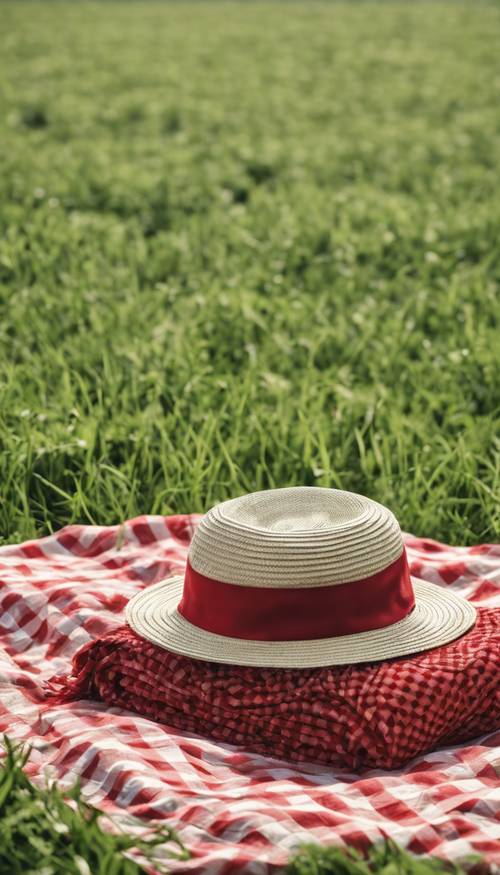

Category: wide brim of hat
[125, 575, 477, 668]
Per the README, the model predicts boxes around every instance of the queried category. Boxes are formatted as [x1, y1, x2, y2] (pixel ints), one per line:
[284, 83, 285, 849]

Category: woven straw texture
[189, 487, 404, 585]
[127, 488, 476, 666]
[1, 514, 499, 872]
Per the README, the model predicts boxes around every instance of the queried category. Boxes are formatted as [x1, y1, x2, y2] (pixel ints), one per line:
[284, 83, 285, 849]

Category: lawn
[0, 0, 499, 546]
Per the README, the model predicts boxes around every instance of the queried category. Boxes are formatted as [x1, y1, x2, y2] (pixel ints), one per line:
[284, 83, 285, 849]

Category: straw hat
[126, 487, 476, 668]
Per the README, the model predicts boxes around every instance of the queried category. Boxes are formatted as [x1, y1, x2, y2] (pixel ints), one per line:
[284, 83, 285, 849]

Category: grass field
[1, 1, 499, 546]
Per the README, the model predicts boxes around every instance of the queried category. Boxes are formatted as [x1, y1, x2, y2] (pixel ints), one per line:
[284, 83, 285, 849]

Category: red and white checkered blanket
[1, 515, 499, 873]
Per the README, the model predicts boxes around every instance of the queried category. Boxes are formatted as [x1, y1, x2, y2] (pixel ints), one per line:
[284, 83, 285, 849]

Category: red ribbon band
[177, 551, 415, 641]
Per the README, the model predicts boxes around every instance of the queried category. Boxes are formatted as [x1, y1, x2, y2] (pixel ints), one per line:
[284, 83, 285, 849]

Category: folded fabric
[53, 605, 499, 770]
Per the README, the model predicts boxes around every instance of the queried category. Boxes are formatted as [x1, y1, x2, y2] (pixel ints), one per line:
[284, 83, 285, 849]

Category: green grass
[1, 1, 499, 545]
[285, 841, 477, 875]
[0, 737, 188, 874]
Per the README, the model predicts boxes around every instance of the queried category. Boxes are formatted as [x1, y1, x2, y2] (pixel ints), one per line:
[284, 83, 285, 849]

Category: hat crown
[189, 487, 403, 588]
[222, 486, 364, 532]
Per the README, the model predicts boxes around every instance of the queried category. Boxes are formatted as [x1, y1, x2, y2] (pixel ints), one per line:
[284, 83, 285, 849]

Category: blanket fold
[50, 607, 499, 771]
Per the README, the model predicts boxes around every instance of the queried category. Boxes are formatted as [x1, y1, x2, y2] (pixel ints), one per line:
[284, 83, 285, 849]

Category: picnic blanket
[0, 514, 499, 873]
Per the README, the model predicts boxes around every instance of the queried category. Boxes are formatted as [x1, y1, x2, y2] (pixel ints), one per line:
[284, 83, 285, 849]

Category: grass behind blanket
[0, 1, 500, 543]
